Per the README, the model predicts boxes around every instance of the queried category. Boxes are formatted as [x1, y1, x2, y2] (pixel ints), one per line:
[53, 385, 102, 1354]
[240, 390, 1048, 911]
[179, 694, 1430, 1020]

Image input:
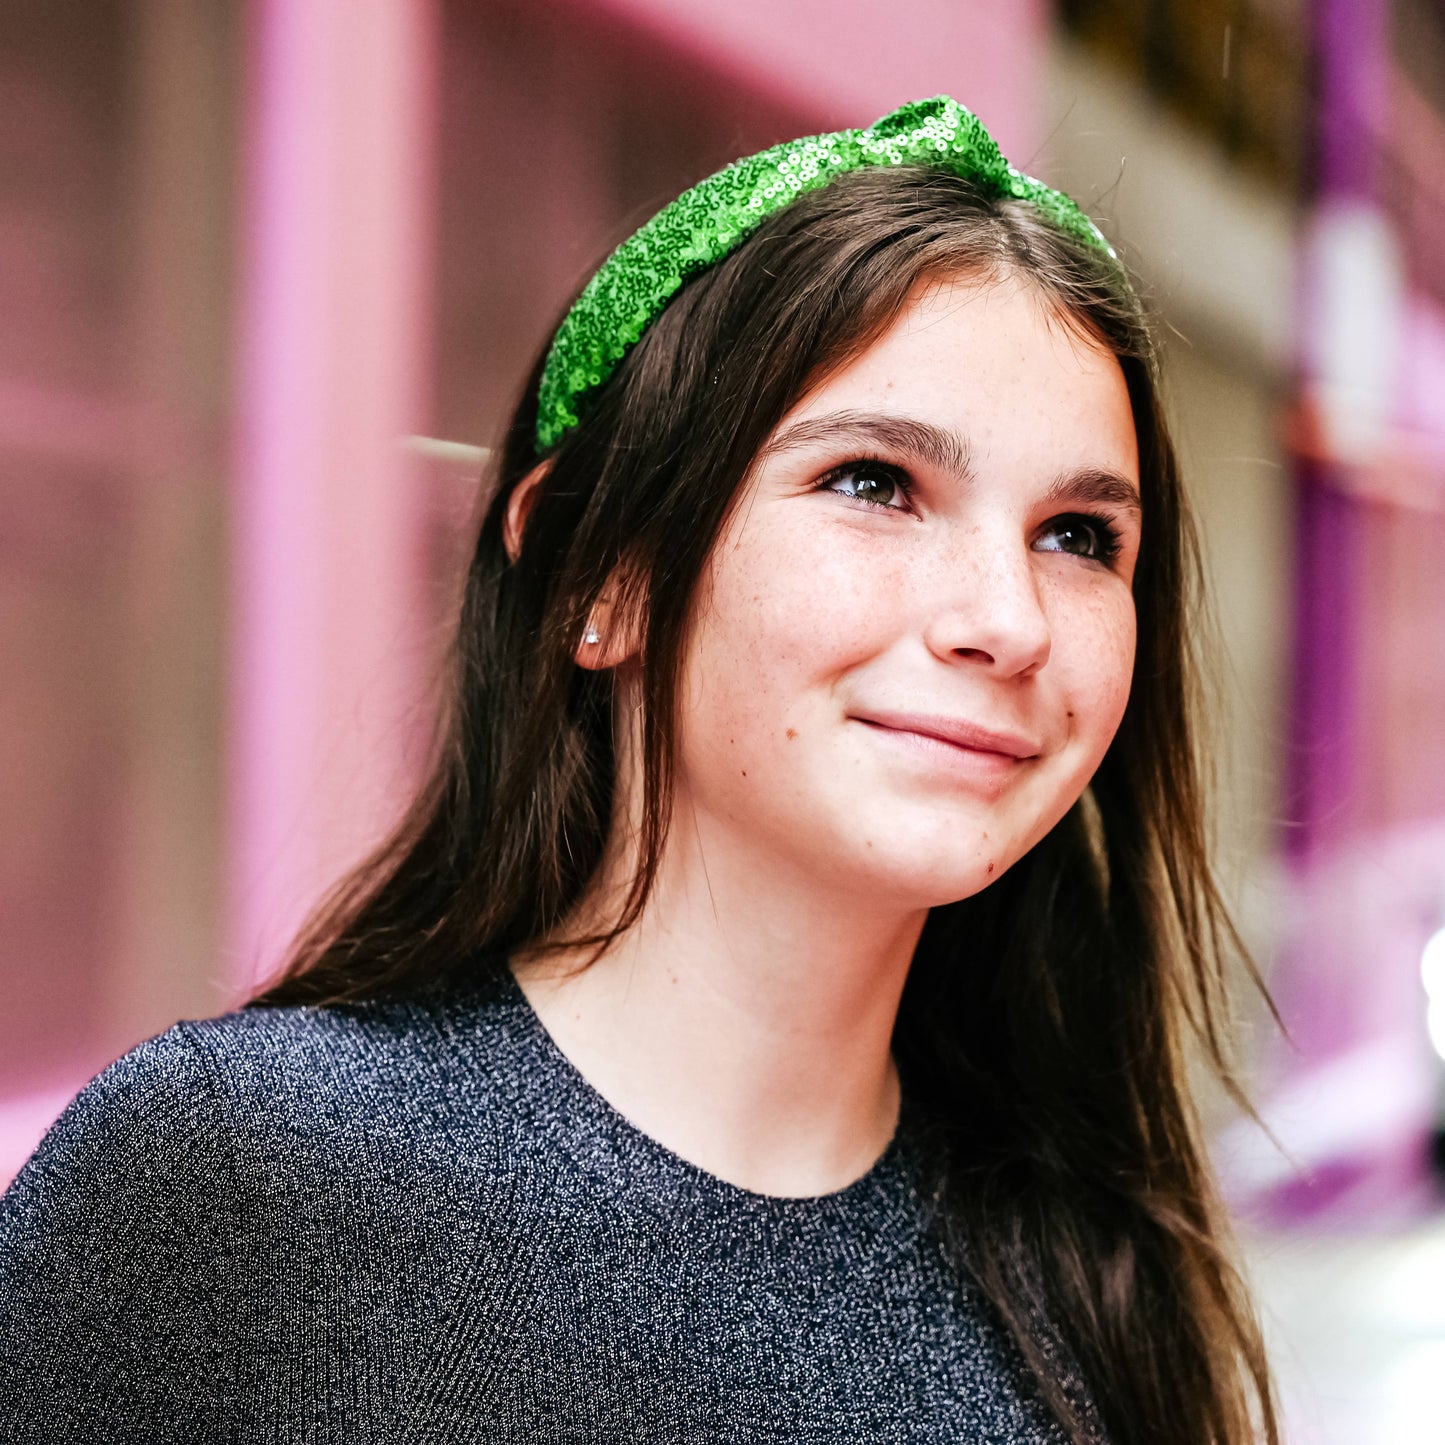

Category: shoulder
[0, 1025, 240, 1430]
[181, 965, 533, 1131]
[0, 966, 541, 1435]
[2, 1023, 223, 1223]
[3, 964, 532, 1220]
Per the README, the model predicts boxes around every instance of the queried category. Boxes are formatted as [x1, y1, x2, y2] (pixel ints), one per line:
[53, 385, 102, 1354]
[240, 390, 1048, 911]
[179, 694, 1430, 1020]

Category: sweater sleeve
[0, 1023, 244, 1445]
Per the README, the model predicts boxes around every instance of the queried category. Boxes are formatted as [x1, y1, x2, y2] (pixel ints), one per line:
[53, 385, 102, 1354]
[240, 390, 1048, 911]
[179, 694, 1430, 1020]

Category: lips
[850, 711, 1040, 760]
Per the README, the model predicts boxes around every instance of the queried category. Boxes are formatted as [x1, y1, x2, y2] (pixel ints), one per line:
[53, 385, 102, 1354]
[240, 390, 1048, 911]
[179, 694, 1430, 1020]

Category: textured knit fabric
[0, 961, 1076, 1443]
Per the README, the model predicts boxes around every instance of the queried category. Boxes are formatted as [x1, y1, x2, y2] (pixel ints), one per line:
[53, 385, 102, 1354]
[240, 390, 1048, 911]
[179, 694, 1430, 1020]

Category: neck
[510, 800, 924, 1199]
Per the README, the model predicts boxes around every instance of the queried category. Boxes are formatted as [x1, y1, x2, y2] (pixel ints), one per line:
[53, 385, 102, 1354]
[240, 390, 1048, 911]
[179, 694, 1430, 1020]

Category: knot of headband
[535, 95, 1113, 451]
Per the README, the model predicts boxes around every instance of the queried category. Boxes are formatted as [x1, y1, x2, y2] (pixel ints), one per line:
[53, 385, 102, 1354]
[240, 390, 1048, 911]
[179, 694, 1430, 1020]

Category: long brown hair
[246, 166, 1280, 1445]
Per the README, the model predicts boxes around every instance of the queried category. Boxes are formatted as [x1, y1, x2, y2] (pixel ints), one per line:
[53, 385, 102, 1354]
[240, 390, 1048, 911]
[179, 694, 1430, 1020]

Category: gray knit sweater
[0, 962, 1073, 1443]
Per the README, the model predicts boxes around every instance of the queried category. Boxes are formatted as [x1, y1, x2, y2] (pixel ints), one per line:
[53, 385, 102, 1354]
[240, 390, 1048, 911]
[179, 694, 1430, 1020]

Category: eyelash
[816, 456, 1125, 566]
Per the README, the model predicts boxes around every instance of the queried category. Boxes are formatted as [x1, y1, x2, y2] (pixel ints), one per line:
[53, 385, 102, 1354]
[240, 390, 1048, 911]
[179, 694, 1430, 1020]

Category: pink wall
[225, 0, 439, 998]
[584, 0, 1049, 160]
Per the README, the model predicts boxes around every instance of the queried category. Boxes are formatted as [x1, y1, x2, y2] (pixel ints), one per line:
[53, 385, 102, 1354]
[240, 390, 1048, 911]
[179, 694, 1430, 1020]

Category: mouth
[849, 711, 1041, 761]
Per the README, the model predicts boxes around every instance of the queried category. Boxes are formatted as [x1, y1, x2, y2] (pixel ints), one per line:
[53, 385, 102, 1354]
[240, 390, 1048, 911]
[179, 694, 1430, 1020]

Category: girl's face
[675, 274, 1142, 909]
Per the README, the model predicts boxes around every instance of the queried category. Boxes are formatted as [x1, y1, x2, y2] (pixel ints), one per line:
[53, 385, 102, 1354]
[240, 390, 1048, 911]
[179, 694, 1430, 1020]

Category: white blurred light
[1368, 1233, 1445, 1335]
[1304, 198, 1405, 465]
[1421, 927, 1445, 999]
[1428, 997, 1445, 1063]
[1381, 1341, 1445, 1444]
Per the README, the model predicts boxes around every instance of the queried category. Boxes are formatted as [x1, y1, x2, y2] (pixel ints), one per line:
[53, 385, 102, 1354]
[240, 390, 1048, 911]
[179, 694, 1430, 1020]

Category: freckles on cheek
[734, 526, 874, 654]
[1094, 606, 1137, 728]
[1055, 586, 1135, 736]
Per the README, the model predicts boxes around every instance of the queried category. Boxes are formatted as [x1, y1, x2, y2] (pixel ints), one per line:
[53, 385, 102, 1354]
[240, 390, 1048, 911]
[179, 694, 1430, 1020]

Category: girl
[0, 98, 1278, 1444]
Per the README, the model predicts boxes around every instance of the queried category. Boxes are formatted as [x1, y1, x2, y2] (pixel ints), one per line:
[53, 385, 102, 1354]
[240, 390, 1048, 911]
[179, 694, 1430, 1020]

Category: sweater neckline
[451, 955, 921, 1243]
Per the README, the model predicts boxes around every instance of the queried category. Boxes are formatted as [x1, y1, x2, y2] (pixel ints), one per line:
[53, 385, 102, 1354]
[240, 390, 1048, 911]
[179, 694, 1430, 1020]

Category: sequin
[534, 96, 1116, 451]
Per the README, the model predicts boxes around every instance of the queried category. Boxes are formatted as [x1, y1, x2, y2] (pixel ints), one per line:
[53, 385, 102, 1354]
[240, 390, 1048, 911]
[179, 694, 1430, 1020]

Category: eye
[817, 458, 914, 512]
[1034, 513, 1122, 564]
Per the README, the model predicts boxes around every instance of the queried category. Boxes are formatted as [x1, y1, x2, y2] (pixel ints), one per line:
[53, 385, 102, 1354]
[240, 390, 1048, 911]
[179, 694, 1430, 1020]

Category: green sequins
[534, 96, 1114, 451]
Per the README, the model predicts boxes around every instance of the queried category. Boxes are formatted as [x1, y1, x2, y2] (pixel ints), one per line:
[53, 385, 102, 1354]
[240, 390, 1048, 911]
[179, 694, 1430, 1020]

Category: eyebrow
[760, 408, 1142, 516]
[1041, 468, 1142, 517]
[761, 409, 974, 481]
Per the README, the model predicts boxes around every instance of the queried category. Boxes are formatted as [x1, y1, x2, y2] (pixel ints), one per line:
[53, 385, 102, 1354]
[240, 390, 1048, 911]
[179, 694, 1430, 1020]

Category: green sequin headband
[535, 95, 1114, 451]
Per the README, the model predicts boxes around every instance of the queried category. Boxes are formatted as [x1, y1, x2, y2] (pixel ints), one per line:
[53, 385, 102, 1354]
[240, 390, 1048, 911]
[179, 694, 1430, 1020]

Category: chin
[939, 862, 1018, 906]
[840, 840, 1021, 910]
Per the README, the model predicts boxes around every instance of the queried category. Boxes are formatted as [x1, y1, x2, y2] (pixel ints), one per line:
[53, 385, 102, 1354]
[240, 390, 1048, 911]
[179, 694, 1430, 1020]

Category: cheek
[676, 515, 896, 779]
[695, 513, 897, 687]
[1052, 583, 1137, 749]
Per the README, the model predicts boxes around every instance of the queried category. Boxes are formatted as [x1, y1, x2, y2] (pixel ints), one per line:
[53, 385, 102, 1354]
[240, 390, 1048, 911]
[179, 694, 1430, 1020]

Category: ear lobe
[575, 553, 648, 672]
[503, 461, 551, 563]
[503, 468, 647, 670]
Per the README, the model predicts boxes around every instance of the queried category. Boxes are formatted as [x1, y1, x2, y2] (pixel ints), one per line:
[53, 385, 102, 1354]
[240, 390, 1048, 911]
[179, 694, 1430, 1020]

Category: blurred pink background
[3, 2, 1444, 1437]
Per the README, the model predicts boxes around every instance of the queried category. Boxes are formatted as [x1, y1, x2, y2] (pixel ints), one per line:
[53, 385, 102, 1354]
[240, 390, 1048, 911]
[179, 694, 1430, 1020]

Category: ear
[503, 460, 549, 563]
[503, 461, 643, 671]
[573, 567, 646, 672]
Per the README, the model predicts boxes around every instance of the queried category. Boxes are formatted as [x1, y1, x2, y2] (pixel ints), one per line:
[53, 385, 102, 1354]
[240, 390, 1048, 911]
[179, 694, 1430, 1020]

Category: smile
[851, 717, 1037, 785]
[850, 710, 1040, 757]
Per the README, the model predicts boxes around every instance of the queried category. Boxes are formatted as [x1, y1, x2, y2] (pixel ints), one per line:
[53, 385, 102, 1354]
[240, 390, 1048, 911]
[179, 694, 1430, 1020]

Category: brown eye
[822, 461, 912, 511]
[1035, 514, 1120, 563]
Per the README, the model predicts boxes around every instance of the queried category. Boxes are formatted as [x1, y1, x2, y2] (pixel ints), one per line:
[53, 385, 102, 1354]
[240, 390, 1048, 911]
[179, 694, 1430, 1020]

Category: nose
[921, 530, 1052, 678]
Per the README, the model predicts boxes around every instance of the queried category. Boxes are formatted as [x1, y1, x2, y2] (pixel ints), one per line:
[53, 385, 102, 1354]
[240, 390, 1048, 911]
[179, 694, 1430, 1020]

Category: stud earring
[583, 625, 600, 644]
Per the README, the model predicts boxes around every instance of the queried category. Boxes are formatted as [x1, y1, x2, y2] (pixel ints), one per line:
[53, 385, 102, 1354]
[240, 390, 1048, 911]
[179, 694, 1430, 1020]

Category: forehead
[778, 275, 1138, 476]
